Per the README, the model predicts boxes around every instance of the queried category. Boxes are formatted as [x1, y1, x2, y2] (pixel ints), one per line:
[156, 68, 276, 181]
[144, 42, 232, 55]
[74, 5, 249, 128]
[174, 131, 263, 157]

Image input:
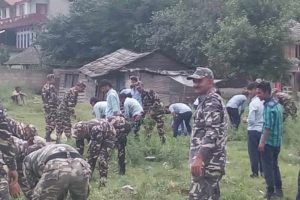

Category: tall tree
[37, 0, 177, 67]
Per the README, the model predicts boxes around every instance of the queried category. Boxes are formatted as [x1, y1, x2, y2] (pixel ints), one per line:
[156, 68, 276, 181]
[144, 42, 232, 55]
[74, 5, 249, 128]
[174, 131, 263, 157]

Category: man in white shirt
[243, 82, 264, 177]
[226, 92, 248, 129]
[168, 103, 192, 137]
[90, 97, 107, 119]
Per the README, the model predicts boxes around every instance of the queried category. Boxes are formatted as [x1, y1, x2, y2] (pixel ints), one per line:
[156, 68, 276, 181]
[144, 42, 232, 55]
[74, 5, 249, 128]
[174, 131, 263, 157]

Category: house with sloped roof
[77, 48, 197, 105]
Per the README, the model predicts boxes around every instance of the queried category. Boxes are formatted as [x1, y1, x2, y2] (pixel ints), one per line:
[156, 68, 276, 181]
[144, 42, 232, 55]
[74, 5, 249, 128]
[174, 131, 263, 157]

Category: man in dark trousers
[257, 81, 284, 200]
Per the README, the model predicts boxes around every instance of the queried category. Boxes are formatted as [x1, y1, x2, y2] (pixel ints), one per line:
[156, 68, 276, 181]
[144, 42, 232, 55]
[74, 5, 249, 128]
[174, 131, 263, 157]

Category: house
[285, 20, 300, 98]
[78, 49, 196, 105]
[0, 0, 72, 52]
[4, 45, 41, 69]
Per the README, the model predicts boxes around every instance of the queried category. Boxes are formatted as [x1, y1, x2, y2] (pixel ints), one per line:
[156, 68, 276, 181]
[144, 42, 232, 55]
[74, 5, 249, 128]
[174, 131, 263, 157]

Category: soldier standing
[272, 89, 297, 121]
[0, 105, 21, 199]
[42, 74, 60, 142]
[137, 83, 166, 144]
[187, 68, 228, 200]
[86, 119, 116, 187]
[23, 144, 91, 200]
[56, 82, 86, 143]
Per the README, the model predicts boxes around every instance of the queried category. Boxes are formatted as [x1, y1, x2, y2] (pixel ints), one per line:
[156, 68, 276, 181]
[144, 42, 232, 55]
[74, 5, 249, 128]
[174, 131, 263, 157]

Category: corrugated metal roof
[5, 46, 40, 65]
[79, 49, 152, 77]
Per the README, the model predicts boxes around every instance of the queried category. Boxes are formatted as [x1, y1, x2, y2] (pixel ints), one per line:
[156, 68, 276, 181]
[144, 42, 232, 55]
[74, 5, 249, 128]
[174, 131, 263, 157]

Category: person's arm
[124, 103, 130, 119]
[22, 156, 38, 192]
[108, 95, 120, 116]
[94, 105, 101, 119]
[247, 102, 257, 126]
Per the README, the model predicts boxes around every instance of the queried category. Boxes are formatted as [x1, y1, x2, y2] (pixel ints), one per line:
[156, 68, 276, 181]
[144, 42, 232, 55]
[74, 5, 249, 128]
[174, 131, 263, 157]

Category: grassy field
[1, 91, 299, 200]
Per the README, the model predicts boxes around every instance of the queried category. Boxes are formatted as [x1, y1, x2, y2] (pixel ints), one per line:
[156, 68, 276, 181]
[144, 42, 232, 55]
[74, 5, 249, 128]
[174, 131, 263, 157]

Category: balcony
[0, 13, 47, 29]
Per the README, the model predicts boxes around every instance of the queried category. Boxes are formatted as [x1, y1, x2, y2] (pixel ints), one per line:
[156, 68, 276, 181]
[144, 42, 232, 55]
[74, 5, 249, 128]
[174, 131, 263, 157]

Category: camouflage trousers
[116, 136, 127, 175]
[44, 108, 57, 141]
[189, 172, 223, 200]
[0, 167, 9, 200]
[18, 169, 32, 199]
[144, 111, 166, 143]
[56, 110, 72, 143]
[132, 118, 143, 136]
[76, 137, 90, 156]
[32, 158, 90, 200]
[283, 102, 297, 121]
[87, 140, 115, 186]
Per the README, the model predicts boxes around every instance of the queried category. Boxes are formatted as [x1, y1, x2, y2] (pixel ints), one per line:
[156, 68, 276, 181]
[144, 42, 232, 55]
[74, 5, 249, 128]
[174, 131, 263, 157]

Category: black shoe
[250, 173, 259, 178]
[263, 193, 277, 200]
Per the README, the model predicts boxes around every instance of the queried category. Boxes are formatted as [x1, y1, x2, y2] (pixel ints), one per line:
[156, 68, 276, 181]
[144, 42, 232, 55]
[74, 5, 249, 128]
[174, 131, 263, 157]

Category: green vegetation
[1, 92, 298, 200]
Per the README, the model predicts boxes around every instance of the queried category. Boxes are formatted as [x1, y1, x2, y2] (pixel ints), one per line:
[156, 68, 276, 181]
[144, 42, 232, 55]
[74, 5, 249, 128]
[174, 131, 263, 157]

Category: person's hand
[9, 181, 21, 198]
[191, 156, 204, 177]
[242, 117, 248, 123]
[8, 170, 18, 184]
[258, 142, 265, 152]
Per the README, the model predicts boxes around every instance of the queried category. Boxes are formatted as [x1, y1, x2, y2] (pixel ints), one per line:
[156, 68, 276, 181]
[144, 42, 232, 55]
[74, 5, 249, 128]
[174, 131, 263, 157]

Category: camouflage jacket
[73, 119, 101, 140]
[88, 119, 116, 154]
[58, 87, 79, 114]
[141, 89, 163, 113]
[108, 116, 131, 140]
[0, 118, 17, 170]
[189, 90, 228, 173]
[41, 83, 59, 111]
[23, 144, 81, 190]
[275, 92, 297, 120]
[6, 118, 37, 141]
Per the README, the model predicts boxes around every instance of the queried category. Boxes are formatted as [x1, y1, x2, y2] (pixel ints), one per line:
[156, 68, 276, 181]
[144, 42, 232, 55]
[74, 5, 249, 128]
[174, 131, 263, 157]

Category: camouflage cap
[187, 67, 214, 80]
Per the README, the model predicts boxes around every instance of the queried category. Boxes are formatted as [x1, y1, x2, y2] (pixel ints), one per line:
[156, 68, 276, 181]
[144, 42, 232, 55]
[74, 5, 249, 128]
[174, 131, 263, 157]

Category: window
[64, 74, 79, 88]
[36, 4, 47, 15]
[2, 8, 7, 18]
[19, 4, 25, 16]
[296, 44, 300, 59]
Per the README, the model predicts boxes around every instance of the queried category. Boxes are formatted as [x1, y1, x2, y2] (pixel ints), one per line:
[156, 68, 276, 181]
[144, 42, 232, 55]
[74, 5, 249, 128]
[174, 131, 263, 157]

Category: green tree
[0, 48, 9, 65]
[38, 0, 177, 67]
[205, 0, 290, 80]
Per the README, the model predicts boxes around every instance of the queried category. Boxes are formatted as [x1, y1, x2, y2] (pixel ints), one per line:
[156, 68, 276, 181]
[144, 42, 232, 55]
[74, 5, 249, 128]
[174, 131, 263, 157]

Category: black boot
[119, 162, 126, 175]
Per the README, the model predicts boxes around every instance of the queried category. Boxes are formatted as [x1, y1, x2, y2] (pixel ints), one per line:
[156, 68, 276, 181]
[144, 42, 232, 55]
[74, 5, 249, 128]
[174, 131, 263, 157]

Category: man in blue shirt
[99, 80, 121, 118]
[243, 82, 264, 178]
[226, 92, 248, 129]
[119, 93, 144, 136]
[257, 81, 284, 200]
[90, 97, 107, 119]
[168, 103, 192, 137]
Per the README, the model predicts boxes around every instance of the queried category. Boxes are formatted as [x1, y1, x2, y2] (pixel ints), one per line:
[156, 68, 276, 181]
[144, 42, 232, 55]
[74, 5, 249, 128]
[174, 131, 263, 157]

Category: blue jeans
[172, 111, 192, 137]
[261, 144, 282, 194]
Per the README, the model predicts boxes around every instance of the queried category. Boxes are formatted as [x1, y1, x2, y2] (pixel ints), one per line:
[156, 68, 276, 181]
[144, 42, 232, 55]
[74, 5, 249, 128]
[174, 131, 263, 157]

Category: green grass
[2, 93, 299, 200]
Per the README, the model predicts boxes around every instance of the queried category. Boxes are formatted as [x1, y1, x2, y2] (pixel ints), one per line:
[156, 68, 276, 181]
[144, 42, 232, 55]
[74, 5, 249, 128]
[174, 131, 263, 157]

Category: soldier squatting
[0, 70, 298, 200]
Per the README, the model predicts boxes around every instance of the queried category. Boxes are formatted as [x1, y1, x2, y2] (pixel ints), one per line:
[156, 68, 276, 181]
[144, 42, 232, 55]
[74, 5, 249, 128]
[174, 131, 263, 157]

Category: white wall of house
[47, 0, 71, 17]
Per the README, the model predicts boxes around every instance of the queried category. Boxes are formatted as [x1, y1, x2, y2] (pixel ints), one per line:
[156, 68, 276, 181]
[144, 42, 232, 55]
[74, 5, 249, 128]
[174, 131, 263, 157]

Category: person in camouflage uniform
[108, 116, 131, 175]
[42, 74, 60, 142]
[137, 83, 166, 144]
[0, 104, 20, 200]
[187, 68, 228, 200]
[73, 119, 101, 155]
[272, 89, 297, 121]
[11, 136, 46, 199]
[23, 144, 91, 200]
[6, 117, 38, 141]
[86, 119, 116, 187]
[56, 82, 86, 143]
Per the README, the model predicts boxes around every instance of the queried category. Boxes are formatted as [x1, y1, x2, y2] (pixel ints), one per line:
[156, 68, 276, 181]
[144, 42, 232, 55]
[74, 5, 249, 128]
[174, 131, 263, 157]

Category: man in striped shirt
[257, 82, 284, 200]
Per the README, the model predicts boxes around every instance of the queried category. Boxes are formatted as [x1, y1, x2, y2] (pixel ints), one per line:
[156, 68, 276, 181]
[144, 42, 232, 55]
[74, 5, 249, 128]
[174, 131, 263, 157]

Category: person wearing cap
[99, 80, 121, 118]
[0, 104, 21, 199]
[42, 74, 60, 142]
[56, 82, 86, 143]
[226, 92, 248, 129]
[136, 83, 166, 144]
[23, 144, 91, 199]
[119, 93, 144, 137]
[272, 88, 297, 121]
[187, 67, 228, 200]
[130, 76, 143, 106]
[90, 97, 107, 119]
